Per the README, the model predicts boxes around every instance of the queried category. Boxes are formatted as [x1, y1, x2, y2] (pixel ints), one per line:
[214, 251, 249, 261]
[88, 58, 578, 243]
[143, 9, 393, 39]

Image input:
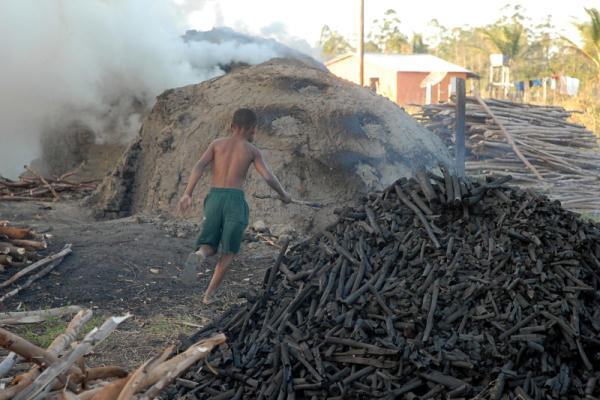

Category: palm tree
[481, 22, 527, 63]
[564, 8, 600, 82]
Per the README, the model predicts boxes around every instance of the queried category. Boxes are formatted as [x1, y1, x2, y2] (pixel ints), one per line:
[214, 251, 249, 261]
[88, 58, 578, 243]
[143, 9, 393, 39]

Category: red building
[325, 53, 479, 106]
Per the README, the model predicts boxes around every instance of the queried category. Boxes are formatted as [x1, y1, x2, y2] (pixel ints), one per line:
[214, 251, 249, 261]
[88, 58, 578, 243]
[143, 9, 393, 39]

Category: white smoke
[260, 22, 322, 61]
[0, 0, 319, 178]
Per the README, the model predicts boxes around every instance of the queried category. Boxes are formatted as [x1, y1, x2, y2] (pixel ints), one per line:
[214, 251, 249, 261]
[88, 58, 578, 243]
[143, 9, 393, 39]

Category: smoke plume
[0, 0, 320, 178]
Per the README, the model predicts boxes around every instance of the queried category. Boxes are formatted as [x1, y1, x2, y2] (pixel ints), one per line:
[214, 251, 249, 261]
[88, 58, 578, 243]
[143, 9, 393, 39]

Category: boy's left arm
[178, 142, 215, 213]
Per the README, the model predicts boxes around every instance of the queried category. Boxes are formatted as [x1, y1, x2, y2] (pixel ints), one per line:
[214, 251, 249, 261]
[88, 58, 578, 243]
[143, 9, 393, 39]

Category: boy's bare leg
[203, 253, 235, 304]
[182, 245, 215, 285]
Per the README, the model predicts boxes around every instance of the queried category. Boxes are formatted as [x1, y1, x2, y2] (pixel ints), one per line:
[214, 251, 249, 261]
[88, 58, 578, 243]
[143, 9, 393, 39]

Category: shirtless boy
[178, 108, 291, 304]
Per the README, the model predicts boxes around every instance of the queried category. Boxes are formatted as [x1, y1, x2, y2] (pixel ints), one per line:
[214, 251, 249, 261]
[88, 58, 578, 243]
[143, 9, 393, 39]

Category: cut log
[8, 240, 47, 251]
[137, 335, 226, 399]
[13, 314, 131, 400]
[78, 385, 110, 400]
[89, 378, 129, 400]
[0, 305, 83, 325]
[89, 334, 225, 400]
[25, 165, 59, 201]
[0, 328, 62, 368]
[0, 310, 92, 400]
[48, 309, 94, 356]
[115, 347, 173, 400]
[0, 255, 12, 266]
[0, 242, 26, 257]
[0, 226, 34, 240]
[85, 366, 129, 382]
[0, 352, 19, 378]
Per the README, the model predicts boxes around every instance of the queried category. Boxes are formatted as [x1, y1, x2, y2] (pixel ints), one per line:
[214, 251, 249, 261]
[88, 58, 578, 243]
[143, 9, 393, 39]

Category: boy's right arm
[253, 149, 291, 203]
[178, 142, 215, 213]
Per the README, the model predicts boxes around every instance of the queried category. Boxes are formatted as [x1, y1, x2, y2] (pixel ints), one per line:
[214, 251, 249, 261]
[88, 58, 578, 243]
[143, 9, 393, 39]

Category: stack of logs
[170, 168, 600, 399]
[0, 222, 73, 304]
[0, 308, 226, 399]
[414, 98, 600, 213]
[0, 166, 96, 202]
[0, 222, 49, 271]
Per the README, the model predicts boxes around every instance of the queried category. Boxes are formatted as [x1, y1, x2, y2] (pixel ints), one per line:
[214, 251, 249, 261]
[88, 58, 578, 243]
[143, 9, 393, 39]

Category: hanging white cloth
[559, 76, 580, 96]
[566, 77, 580, 96]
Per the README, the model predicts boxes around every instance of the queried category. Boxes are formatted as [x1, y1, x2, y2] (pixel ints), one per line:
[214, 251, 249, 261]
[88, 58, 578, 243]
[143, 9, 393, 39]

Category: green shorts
[196, 188, 249, 254]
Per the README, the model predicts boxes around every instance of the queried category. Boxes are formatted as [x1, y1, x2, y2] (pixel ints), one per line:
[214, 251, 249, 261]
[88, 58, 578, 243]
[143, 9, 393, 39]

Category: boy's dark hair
[232, 108, 257, 130]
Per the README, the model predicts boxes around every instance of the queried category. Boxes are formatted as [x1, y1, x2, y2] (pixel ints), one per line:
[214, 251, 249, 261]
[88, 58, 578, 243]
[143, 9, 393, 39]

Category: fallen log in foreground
[0, 305, 83, 325]
[169, 168, 600, 399]
[0, 309, 226, 399]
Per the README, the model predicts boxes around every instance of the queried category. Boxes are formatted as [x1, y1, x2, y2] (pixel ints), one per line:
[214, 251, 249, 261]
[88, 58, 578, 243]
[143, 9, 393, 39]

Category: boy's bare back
[210, 137, 257, 189]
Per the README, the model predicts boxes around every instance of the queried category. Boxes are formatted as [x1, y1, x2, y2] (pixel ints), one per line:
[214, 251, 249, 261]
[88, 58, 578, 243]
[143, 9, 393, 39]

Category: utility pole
[359, 0, 364, 86]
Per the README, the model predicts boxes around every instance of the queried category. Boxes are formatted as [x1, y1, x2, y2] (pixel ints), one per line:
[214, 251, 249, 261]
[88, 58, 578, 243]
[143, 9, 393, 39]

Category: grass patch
[146, 314, 196, 339]
[82, 314, 106, 334]
[13, 312, 201, 370]
[580, 211, 600, 223]
[20, 316, 67, 348]
[17, 312, 106, 348]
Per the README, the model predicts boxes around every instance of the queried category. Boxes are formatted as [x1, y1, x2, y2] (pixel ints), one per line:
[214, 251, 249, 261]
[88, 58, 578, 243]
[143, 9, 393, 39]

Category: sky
[176, 0, 597, 48]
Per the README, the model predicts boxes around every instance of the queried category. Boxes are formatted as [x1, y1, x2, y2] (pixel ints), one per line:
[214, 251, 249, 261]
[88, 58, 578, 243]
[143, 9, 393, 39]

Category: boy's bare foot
[182, 252, 204, 285]
[202, 292, 219, 305]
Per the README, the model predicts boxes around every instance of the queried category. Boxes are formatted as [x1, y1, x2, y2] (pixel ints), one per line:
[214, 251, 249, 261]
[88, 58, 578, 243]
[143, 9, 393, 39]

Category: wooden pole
[488, 64, 493, 98]
[359, 0, 364, 86]
[474, 95, 545, 181]
[455, 78, 466, 177]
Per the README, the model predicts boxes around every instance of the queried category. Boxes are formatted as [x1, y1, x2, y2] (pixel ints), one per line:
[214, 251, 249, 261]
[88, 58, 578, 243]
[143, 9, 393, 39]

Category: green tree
[481, 21, 527, 63]
[478, 4, 533, 82]
[524, 16, 556, 78]
[319, 25, 353, 58]
[369, 9, 409, 53]
[411, 33, 429, 54]
[564, 8, 600, 82]
[364, 40, 381, 53]
[428, 20, 488, 79]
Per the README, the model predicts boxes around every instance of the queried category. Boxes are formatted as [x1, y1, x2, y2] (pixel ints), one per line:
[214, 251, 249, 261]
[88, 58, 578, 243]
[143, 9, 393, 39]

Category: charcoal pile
[171, 169, 600, 399]
[414, 97, 600, 213]
[0, 165, 96, 202]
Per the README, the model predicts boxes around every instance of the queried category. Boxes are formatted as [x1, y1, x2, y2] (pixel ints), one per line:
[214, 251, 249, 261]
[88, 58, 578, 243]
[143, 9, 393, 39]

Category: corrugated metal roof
[326, 53, 478, 77]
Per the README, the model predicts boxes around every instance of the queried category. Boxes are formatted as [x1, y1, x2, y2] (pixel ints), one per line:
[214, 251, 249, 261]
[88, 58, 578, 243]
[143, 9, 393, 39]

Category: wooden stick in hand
[252, 193, 323, 209]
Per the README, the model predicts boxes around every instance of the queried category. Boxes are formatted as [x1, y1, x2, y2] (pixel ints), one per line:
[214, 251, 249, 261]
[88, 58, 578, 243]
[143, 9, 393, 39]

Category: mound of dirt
[90, 58, 451, 231]
[30, 120, 126, 183]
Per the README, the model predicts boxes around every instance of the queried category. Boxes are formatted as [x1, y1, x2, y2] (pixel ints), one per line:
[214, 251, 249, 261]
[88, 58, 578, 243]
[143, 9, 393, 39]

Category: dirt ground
[0, 199, 279, 369]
